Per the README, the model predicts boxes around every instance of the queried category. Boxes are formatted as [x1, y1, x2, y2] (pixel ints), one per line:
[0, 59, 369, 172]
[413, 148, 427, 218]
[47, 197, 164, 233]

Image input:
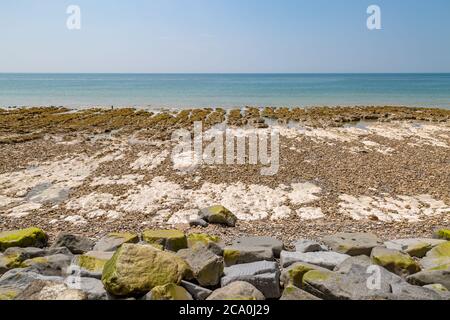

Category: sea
[0, 73, 449, 109]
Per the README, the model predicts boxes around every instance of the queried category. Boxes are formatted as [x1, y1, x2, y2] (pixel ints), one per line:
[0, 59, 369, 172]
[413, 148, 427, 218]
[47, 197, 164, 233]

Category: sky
[0, 0, 449, 73]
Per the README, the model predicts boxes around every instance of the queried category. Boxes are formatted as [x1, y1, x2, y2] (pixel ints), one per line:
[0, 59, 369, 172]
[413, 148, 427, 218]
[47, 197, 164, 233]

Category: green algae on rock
[187, 233, 221, 248]
[199, 205, 237, 227]
[435, 229, 450, 241]
[0, 228, 48, 251]
[142, 229, 187, 252]
[371, 247, 421, 276]
[148, 283, 193, 300]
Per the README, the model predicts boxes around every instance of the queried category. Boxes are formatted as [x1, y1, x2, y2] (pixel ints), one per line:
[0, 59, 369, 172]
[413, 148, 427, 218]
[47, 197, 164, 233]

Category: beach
[0, 106, 449, 245]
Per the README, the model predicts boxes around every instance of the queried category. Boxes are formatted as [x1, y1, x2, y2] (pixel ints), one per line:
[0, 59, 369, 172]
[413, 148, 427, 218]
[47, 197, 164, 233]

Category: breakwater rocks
[1, 225, 449, 300]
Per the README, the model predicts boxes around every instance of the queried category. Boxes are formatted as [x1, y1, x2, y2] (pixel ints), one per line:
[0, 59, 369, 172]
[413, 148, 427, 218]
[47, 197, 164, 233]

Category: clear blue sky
[1, 0, 449, 73]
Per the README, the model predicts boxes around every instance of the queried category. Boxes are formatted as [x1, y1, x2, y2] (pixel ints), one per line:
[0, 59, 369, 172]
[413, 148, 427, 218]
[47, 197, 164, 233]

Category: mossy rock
[435, 229, 450, 241]
[142, 229, 187, 252]
[281, 262, 327, 288]
[223, 248, 240, 266]
[187, 233, 220, 248]
[149, 283, 193, 300]
[0, 287, 20, 300]
[76, 251, 114, 273]
[21, 256, 48, 268]
[371, 247, 421, 276]
[0, 252, 25, 274]
[421, 242, 450, 270]
[0, 228, 48, 251]
[94, 232, 139, 252]
[102, 244, 193, 297]
[199, 205, 237, 227]
[302, 270, 333, 285]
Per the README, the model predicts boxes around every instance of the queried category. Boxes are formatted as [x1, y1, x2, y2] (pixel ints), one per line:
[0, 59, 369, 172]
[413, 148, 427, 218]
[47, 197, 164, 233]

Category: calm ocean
[0, 73, 449, 109]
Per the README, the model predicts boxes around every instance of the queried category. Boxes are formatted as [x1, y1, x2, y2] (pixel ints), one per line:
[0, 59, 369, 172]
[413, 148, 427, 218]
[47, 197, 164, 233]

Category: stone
[390, 282, 442, 300]
[207, 281, 265, 300]
[101, 244, 192, 297]
[407, 269, 450, 290]
[73, 251, 114, 279]
[177, 245, 224, 286]
[187, 233, 221, 247]
[15, 280, 87, 300]
[51, 233, 94, 254]
[280, 250, 350, 270]
[147, 283, 193, 300]
[199, 205, 237, 227]
[223, 246, 274, 267]
[93, 232, 139, 252]
[189, 218, 209, 227]
[322, 232, 382, 256]
[0, 228, 48, 251]
[0, 268, 63, 291]
[142, 229, 187, 252]
[281, 262, 328, 288]
[280, 285, 321, 300]
[180, 280, 212, 300]
[420, 241, 450, 270]
[221, 261, 280, 299]
[384, 238, 446, 258]
[65, 276, 108, 300]
[232, 236, 283, 258]
[434, 229, 450, 241]
[0, 252, 24, 275]
[294, 239, 328, 253]
[22, 254, 73, 276]
[333, 255, 373, 273]
[0, 287, 21, 300]
[422, 284, 450, 299]
[371, 247, 421, 276]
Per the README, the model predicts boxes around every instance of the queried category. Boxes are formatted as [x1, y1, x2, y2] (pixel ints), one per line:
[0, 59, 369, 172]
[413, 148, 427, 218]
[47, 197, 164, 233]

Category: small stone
[280, 251, 350, 269]
[93, 232, 139, 252]
[371, 247, 421, 276]
[0, 228, 48, 251]
[199, 205, 237, 227]
[280, 285, 321, 300]
[322, 232, 382, 256]
[207, 281, 265, 300]
[384, 238, 446, 258]
[294, 239, 328, 253]
[189, 218, 209, 227]
[142, 229, 187, 252]
[51, 233, 94, 254]
[223, 246, 274, 267]
[181, 280, 212, 300]
[147, 283, 193, 300]
[232, 236, 284, 258]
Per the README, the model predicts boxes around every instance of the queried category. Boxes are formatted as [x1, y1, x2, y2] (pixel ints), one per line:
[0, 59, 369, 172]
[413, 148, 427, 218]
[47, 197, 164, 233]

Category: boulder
[142, 229, 187, 252]
[384, 238, 446, 258]
[322, 232, 382, 256]
[420, 241, 450, 270]
[280, 285, 321, 300]
[280, 250, 350, 269]
[0, 252, 24, 275]
[0, 287, 21, 300]
[434, 229, 450, 241]
[177, 245, 224, 286]
[422, 284, 450, 299]
[199, 205, 237, 227]
[0, 268, 63, 291]
[333, 255, 372, 273]
[147, 283, 193, 300]
[407, 269, 450, 290]
[22, 254, 72, 276]
[65, 276, 108, 300]
[371, 247, 421, 276]
[223, 246, 274, 267]
[187, 233, 223, 255]
[51, 233, 94, 254]
[390, 282, 442, 300]
[101, 244, 192, 297]
[207, 281, 265, 300]
[232, 236, 283, 258]
[93, 232, 139, 252]
[294, 239, 328, 253]
[15, 280, 87, 300]
[0, 228, 48, 251]
[281, 262, 328, 288]
[221, 261, 280, 298]
[180, 280, 212, 300]
[73, 251, 114, 279]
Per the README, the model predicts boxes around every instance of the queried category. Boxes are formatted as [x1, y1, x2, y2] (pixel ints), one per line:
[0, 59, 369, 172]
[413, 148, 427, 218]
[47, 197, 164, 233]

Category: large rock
[223, 246, 274, 267]
[93, 232, 139, 252]
[207, 281, 265, 300]
[180, 280, 212, 300]
[65, 276, 108, 300]
[0, 268, 63, 291]
[420, 241, 450, 270]
[371, 247, 421, 276]
[142, 229, 187, 252]
[0, 228, 48, 251]
[199, 205, 237, 227]
[281, 262, 328, 288]
[423, 284, 450, 299]
[176, 245, 224, 286]
[280, 251, 350, 270]
[322, 232, 382, 256]
[101, 244, 192, 297]
[51, 233, 94, 254]
[384, 238, 446, 258]
[280, 285, 321, 300]
[0, 252, 25, 275]
[390, 282, 442, 300]
[147, 283, 193, 300]
[22, 254, 73, 276]
[187, 233, 224, 255]
[232, 236, 283, 258]
[221, 261, 280, 299]
[0, 287, 21, 300]
[73, 251, 114, 279]
[294, 239, 328, 253]
[434, 229, 450, 241]
[333, 255, 372, 273]
[15, 280, 87, 300]
[407, 269, 450, 290]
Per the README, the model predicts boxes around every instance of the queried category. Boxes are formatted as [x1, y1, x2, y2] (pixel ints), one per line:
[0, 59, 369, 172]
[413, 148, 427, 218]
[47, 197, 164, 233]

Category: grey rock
[199, 205, 237, 227]
[93, 234, 139, 252]
[181, 280, 212, 300]
[280, 250, 350, 269]
[23, 254, 73, 276]
[3, 247, 46, 261]
[15, 280, 87, 300]
[422, 284, 450, 299]
[65, 276, 108, 300]
[280, 285, 321, 300]
[189, 218, 209, 228]
[222, 261, 280, 298]
[390, 282, 442, 300]
[407, 269, 450, 290]
[207, 281, 265, 300]
[0, 268, 63, 291]
[334, 255, 372, 273]
[371, 246, 421, 276]
[224, 246, 274, 266]
[322, 232, 382, 256]
[294, 239, 328, 253]
[232, 236, 283, 258]
[281, 262, 328, 287]
[384, 238, 446, 258]
[51, 233, 94, 254]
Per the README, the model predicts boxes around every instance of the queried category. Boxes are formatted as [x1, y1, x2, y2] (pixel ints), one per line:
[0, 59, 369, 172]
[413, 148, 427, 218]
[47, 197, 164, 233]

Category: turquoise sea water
[0, 73, 449, 109]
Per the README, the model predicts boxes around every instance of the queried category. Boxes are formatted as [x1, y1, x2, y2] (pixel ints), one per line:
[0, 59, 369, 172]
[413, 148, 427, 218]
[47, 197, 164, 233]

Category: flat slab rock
[322, 233, 382, 256]
[384, 238, 446, 258]
[293, 239, 328, 253]
[232, 236, 283, 258]
[280, 250, 350, 269]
